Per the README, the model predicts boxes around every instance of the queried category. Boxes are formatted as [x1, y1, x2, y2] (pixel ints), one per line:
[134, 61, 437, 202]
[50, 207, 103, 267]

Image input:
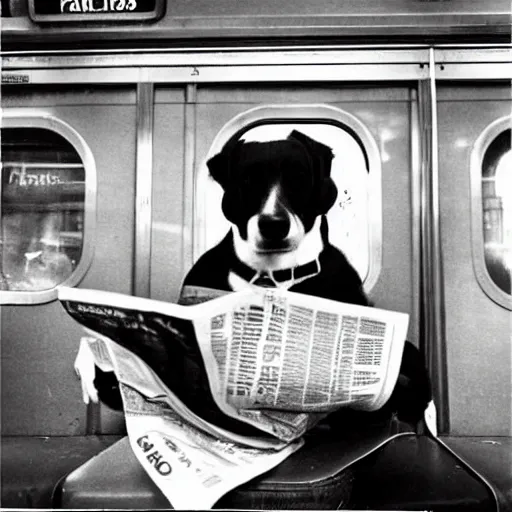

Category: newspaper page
[61, 285, 409, 442]
[80, 334, 302, 509]
[189, 287, 409, 440]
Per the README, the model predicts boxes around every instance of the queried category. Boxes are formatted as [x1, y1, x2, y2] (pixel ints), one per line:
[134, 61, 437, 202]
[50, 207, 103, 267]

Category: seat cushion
[440, 436, 512, 512]
[54, 422, 411, 510]
[349, 435, 499, 510]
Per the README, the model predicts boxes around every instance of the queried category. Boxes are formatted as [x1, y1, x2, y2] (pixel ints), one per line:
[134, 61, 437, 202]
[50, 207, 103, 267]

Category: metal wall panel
[437, 84, 512, 436]
[150, 87, 187, 303]
[1, 88, 137, 435]
[2, 0, 510, 44]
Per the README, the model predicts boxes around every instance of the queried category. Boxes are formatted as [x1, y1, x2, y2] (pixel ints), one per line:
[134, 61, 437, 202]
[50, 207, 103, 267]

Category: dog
[90, 130, 430, 436]
[182, 130, 369, 306]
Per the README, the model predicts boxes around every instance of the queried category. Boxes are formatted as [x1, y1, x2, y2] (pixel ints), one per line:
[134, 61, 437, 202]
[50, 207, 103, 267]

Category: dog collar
[232, 256, 322, 288]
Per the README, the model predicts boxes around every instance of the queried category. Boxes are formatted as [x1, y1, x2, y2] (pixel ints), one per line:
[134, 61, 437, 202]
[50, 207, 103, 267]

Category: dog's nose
[258, 214, 290, 241]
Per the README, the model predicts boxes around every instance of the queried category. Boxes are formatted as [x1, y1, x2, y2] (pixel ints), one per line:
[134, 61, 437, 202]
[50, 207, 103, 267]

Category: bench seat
[53, 432, 507, 510]
[1, 435, 122, 508]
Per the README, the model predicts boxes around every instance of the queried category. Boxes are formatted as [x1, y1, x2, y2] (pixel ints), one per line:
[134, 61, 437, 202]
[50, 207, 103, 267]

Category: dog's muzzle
[258, 214, 290, 243]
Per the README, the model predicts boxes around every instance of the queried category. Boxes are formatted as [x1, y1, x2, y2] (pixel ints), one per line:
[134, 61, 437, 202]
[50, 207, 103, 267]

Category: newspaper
[78, 334, 302, 509]
[59, 285, 409, 508]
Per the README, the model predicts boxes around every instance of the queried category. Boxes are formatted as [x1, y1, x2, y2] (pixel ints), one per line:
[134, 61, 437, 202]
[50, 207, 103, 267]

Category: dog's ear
[206, 150, 231, 190]
[288, 130, 337, 214]
[207, 139, 246, 190]
[288, 130, 334, 178]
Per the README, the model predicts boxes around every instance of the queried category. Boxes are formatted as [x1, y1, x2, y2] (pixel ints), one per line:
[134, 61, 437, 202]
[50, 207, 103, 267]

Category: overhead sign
[29, 0, 164, 22]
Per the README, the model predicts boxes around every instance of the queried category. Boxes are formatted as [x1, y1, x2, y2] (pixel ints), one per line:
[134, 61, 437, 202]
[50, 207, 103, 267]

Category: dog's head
[207, 130, 337, 256]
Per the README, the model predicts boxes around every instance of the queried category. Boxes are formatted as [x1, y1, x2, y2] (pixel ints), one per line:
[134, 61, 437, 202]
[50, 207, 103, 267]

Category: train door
[192, 84, 415, 314]
[149, 71, 425, 347]
[1, 85, 137, 436]
[435, 60, 512, 436]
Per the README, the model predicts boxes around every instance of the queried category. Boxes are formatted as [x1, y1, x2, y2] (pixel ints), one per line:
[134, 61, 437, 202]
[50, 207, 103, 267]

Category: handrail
[418, 49, 450, 434]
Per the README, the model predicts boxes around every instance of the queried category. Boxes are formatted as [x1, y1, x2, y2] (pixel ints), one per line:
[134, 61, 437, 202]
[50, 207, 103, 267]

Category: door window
[481, 128, 511, 296]
[196, 106, 382, 292]
[1, 124, 93, 302]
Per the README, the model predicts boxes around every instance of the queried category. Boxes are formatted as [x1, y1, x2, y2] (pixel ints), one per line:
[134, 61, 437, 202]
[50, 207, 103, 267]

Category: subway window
[1, 127, 86, 295]
[471, 116, 512, 310]
[481, 128, 511, 296]
[197, 109, 382, 291]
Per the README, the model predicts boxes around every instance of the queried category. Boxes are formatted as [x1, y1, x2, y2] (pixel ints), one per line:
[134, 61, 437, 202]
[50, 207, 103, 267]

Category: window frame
[195, 104, 382, 293]
[1, 110, 97, 305]
[470, 115, 512, 311]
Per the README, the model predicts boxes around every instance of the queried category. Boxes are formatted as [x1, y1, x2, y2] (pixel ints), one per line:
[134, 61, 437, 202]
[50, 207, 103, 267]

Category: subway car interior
[1, 0, 512, 509]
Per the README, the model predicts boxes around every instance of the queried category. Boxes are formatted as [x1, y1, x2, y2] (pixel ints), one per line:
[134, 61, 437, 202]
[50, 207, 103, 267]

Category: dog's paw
[74, 337, 99, 405]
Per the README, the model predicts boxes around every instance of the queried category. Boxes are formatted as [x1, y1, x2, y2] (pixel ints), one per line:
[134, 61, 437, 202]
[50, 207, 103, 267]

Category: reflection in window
[1, 128, 85, 292]
[482, 129, 511, 295]
[203, 123, 370, 281]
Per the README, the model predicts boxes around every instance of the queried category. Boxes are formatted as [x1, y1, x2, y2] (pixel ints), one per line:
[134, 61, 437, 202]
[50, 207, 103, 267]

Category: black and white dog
[182, 130, 369, 306]
[92, 130, 430, 434]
